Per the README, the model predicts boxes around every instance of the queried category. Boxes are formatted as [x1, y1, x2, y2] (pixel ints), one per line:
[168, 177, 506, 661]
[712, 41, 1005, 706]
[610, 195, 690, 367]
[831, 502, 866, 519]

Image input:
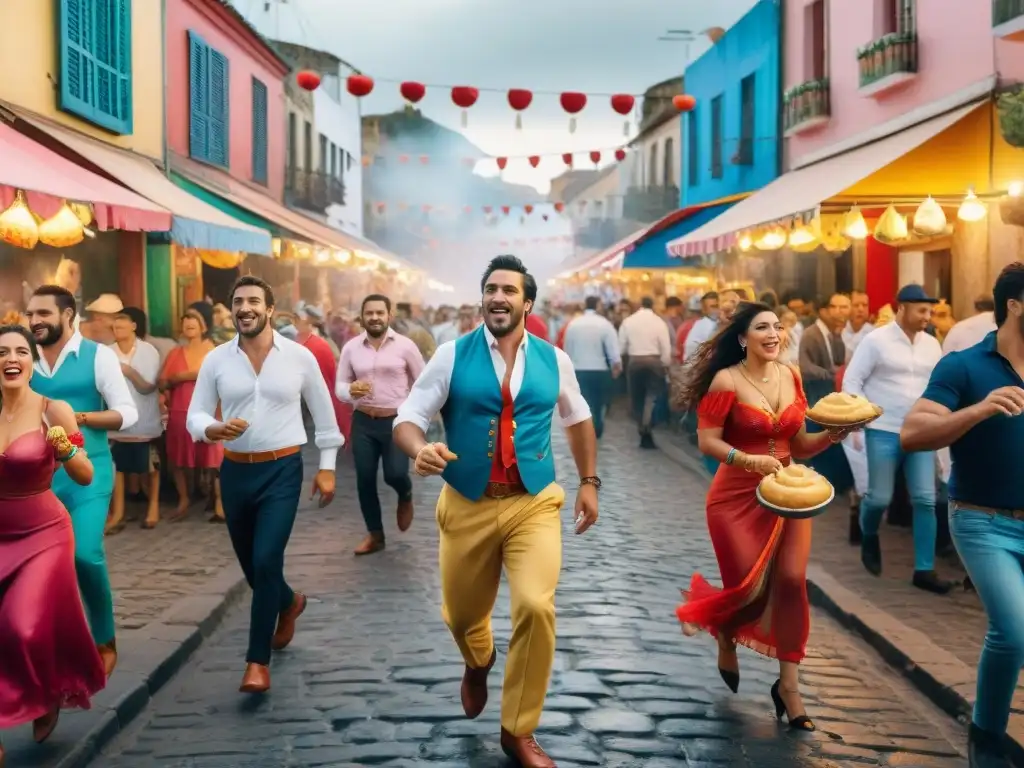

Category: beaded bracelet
[57, 445, 78, 463]
[725, 448, 738, 465]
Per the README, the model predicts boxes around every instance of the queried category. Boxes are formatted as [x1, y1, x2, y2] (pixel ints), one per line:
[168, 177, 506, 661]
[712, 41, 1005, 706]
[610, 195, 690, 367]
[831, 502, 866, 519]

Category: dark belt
[356, 406, 398, 419]
[224, 445, 301, 464]
[483, 481, 526, 499]
[951, 500, 1024, 521]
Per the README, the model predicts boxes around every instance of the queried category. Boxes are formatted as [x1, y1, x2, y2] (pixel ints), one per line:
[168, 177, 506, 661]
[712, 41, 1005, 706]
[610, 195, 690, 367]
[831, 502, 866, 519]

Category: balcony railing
[286, 168, 346, 213]
[783, 79, 831, 136]
[857, 33, 918, 96]
[622, 186, 679, 223]
[994, 0, 1024, 39]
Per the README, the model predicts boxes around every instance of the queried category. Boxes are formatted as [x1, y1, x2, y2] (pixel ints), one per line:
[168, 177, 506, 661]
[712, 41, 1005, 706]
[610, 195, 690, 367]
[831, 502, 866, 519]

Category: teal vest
[31, 338, 114, 500]
[441, 327, 559, 501]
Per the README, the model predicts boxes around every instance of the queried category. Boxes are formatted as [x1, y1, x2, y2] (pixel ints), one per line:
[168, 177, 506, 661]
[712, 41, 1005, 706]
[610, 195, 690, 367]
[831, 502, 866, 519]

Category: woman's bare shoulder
[708, 367, 737, 392]
[44, 398, 77, 429]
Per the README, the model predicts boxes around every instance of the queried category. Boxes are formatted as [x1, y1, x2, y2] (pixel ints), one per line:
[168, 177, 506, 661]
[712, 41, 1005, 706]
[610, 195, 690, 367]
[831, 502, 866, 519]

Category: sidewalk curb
[652, 429, 1024, 765]
[31, 566, 247, 768]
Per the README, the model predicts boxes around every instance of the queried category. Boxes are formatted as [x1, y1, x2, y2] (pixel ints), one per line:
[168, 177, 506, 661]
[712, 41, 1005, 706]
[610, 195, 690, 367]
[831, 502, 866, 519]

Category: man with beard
[26, 284, 139, 676]
[335, 294, 424, 555]
[393, 255, 598, 768]
[185, 276, 343, 694]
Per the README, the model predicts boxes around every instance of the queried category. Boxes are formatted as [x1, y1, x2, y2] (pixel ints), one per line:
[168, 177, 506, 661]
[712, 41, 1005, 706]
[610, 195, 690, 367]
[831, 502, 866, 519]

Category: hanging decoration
[451, 86, 479, 127]
[346, 74, 374, 97]
[957, 189, 987, 222]
[842, 206, 869, 239]
[69, 202, 93, 227]
[507, 88, 533, 130]
[496, 157, 508, 171]
[562, 153, 574, 167]
[501, 206, 511, 215]
[614, 149, 627, 162]
[296, 70, 322, 92]
[673, 94, 697, 112]
[400, 80, 426, 105]
[610, 93, 635, 136]
[554, 202, 565, 213]
[912, 196, 948, 236]
[873, 205, 909, 244]
[589, 151, 601, 166]
[560, 92, 587, 133]
[524, 205, 534, 214]
[38, 202, 85, 248]
[0, 190, 39, 249]
[528, 155, 541, 168]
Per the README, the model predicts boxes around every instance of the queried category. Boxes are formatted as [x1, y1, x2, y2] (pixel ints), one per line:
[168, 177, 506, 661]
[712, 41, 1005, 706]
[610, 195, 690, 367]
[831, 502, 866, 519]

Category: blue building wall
[682, 0, 781, 207]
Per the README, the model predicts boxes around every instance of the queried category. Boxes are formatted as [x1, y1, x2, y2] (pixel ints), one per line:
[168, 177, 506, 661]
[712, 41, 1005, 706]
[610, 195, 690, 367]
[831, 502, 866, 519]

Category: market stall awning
[625, 201, 738, 269]
[0, 120, 171, 232]
[15, 112, 272, 255]
[666, 101, 984, 257]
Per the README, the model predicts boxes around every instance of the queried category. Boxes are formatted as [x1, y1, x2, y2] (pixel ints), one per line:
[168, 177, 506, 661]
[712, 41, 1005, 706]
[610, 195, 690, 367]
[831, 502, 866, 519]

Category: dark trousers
[627, 356, 665, 434]
[220, 452, 303, 665]
[576, 370, 611, 439]
[352, 410, 412, 537]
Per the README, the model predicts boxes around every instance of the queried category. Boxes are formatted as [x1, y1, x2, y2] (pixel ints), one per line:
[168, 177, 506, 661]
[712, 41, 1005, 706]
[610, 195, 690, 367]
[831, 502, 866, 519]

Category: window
[319, 134, 328, 173]
[663, 138, 675, 189]
[805, 0, 827, 81]
[738, 74, 755, 166]
[188, 31, 229, 167]
[687, 111, 699, 187]
[286, 112, 297, 188]
[877, 0, 915, 35]
[251, 78, 268, 185]
[711, 95, 723, 179]
[59, 0, 133, 134]
[303, 121, 312, 173]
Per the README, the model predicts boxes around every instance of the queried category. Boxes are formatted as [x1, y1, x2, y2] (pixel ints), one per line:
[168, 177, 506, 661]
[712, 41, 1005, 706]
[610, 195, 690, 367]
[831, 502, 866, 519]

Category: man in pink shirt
[336, 294, 426, 555]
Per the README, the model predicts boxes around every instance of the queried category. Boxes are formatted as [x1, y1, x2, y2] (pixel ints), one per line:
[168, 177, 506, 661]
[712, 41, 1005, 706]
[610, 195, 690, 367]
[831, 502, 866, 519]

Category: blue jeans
[951, 507, 1024, 734]
[859, 428, 937, 571]
[576, 370, 611, 439]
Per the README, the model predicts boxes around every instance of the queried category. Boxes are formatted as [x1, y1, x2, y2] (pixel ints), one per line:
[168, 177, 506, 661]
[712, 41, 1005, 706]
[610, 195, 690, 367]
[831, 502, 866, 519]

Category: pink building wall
[165, 0, 288, 200]
[786, 0, 1024, 166]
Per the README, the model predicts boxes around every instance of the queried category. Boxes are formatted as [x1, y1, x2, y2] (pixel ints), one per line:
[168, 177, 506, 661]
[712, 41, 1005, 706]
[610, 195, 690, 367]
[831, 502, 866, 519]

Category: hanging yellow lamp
[873, 204, 909, 244]
[754, 226, 787, 250]
[957, 189, 987, 222]
[38, 201, 85, 248]
[737, 233, 753, 251]
[0, 190, 40, 249]
[842, 206, 869, 239]
[69, 201, 93, 227]
[912, 196, 947, 236]
[788, 224, 818, 249]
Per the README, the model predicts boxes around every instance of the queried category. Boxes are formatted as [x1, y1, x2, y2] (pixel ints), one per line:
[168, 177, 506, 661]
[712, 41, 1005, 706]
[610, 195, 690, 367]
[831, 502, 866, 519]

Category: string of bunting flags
[370, 201, 600, 217]
[361, 147, 630, 170]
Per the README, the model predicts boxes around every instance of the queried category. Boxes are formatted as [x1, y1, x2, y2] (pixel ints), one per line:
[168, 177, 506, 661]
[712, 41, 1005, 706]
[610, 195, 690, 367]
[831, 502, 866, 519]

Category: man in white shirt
[843, 284, 951, 595]
[562, 295, 622, 439]
[683, 289, 740, 362]
[187, 276, 343, 695]
[107, 307, 163, 533]
[942, 295, 997, 355]
[840, 290, 874, 543]
[842, 290, 875, 359]
[27, 284, 139, 676]
[619, 296, 672, 448]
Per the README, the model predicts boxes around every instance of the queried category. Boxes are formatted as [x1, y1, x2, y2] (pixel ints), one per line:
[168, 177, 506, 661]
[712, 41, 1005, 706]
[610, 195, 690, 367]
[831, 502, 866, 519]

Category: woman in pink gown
[0, 325, 106, 765]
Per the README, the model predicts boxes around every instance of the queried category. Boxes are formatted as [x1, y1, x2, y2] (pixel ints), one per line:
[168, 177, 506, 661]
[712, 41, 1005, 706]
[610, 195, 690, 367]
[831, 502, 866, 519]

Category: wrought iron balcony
[994, 0, 1024, 39]
[622, 186, 679, 224]
[783, 79, 831, 136]
[856, 33, 918, 97]
[286, 168, 346, 212]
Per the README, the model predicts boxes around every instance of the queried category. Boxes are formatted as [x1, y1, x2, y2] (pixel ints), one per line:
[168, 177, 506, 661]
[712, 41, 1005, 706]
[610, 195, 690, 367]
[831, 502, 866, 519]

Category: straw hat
[85, 293, 123, 315]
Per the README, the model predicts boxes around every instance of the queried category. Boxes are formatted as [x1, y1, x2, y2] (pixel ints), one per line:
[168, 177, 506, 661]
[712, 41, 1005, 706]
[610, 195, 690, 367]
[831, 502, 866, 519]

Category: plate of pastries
[756, 464, 835, 519]
[805, 391, 882, 429]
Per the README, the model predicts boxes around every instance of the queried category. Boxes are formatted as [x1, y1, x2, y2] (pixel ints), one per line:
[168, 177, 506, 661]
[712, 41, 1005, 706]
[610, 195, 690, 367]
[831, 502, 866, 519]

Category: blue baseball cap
[896, 284, 938, 304]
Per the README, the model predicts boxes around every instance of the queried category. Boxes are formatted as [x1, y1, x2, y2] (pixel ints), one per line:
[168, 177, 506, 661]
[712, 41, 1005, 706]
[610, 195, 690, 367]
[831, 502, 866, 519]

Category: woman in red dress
[675, 302, 851, 732]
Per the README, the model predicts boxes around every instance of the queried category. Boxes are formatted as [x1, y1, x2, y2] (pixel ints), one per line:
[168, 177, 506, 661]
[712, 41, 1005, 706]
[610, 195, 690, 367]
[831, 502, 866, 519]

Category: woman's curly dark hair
[676, 302, 775, 411]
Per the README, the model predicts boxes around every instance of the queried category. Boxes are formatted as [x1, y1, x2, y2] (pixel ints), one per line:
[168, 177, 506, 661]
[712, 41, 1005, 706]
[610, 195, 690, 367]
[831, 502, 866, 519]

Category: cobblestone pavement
[91, 419, 966, 768]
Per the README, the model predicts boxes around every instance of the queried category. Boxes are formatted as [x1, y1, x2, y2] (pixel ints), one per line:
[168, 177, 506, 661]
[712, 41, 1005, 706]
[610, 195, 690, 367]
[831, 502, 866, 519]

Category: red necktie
[500, 376, 515, 469]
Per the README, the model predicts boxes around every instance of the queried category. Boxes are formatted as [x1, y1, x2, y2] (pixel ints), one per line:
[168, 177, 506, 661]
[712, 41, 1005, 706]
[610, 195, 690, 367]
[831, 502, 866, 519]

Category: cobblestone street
[81, 419, 966, 768]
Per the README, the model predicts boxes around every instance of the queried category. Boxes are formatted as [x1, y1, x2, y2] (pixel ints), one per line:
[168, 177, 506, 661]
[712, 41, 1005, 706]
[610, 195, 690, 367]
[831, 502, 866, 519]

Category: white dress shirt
[110, 339, 163, 440]
[34, 330, 138, 429]
[394, 327, 592, 435]
[842, 322, 942, 434]
[562, 310, 621, 371]
[683, 315, 717, 362]
[842, 321, 875, 362]
[186, 331, 344, 470]
[619, 308, 672, 366]
[942, 311, 996, 354]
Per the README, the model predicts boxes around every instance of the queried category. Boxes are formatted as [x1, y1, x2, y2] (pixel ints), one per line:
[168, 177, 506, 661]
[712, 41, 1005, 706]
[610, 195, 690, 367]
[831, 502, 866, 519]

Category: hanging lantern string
[356, 76, 683, 101]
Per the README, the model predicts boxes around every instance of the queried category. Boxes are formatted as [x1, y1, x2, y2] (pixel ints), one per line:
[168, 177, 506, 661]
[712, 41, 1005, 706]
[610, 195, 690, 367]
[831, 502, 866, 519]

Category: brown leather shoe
[500, 728, 556, 767]
[98, 639, 117, 677]
[271, 592, 307, 651]
[354, 533, 385, 556]
[461, 648, 497, 719]
[239, 663, 270, 693]
[397, 499, 414, 532]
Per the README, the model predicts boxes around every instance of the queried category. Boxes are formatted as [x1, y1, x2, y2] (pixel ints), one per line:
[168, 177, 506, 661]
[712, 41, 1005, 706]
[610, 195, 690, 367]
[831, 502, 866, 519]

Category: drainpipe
[775, 0, 785, 179]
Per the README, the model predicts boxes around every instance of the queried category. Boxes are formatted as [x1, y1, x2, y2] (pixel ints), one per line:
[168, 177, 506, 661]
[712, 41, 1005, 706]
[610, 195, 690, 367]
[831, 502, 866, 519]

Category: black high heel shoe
[717, 639, 739, 693]
[771, 679, 815, 731]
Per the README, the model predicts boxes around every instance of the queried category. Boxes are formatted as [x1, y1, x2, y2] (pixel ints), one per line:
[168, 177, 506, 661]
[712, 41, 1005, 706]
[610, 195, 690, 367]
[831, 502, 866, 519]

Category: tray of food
[756, 464, 835, 520]
[805, 392, 883, 430]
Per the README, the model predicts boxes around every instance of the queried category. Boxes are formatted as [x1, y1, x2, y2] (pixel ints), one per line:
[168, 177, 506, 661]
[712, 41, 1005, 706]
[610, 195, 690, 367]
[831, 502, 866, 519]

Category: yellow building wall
[0, 0, 164, 160]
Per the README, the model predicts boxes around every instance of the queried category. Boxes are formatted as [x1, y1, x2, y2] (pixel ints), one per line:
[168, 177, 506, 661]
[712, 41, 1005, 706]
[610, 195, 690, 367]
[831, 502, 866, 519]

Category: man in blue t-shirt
[901, 262, 1024, 768]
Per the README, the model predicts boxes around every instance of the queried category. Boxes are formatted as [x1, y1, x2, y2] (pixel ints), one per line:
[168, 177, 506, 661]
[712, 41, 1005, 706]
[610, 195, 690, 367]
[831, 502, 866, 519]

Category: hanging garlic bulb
[912, 196, 947, 236]
[38, 202, 85, 248]
[0, 190, 40, 249]
[873, 204, 909, 244]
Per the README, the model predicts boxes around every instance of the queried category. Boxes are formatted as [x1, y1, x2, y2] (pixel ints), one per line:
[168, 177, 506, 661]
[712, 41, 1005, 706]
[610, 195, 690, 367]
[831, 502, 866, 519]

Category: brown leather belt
[951, 500, 1024, 521]
[356, 406, 399, 419]
[224, 445, 301, 464]
[484, 481, 526, 499]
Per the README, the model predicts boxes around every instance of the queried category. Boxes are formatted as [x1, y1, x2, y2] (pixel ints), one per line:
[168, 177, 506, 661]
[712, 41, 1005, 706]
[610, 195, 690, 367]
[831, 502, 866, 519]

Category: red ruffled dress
[676, 383, 812, 664]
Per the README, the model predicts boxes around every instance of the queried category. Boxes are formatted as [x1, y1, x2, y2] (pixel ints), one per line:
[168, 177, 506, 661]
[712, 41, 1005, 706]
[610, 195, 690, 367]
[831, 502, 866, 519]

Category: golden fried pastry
[806, 391, 879, 425]
[759, 464, 833, 510]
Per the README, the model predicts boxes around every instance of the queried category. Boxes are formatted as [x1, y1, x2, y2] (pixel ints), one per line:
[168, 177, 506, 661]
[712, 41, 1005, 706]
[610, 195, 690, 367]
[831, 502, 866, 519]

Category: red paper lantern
[673, 94, 697, 112]
[496, 157, 508, 171]
[589, 150, 602, 166]
[483, 206, 493, 214]
[528, 155, 541, 168]
[451, 86, 479, 127]
[559, 92, 588, 133]
[554, 202, 566, 213]
[400, 81, 426, 104]
[501, 205, 511, 215]
[561, 153, 574, 167]
[615, 148, 627, 162]
[346, 73, 374, 97]
[507, 88, 533, 130]
[610, 93, 635, 135]
[524, 204, 534, 214]
[398, 154, 410, 164]
[296, 70, 321, 92]
[419, 155, 429, 165]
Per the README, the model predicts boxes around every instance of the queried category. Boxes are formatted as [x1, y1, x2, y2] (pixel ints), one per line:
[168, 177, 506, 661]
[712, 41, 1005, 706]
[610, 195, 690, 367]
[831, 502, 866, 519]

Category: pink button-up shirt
[335, 328, 425, 410]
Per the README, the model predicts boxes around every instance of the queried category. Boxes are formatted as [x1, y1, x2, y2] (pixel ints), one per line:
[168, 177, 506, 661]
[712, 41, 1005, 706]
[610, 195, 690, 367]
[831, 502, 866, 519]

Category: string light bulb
[842, 206, 869, 239]
[957, 189, 987, 222]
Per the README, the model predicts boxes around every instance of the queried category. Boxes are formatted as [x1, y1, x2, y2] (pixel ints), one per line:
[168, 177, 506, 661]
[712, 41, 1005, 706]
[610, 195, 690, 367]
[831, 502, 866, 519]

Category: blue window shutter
[251, 78, 268, 184]
[208, 50, 229, 167]
[188, 31, 210, 162]
[58, 0, 132, 134]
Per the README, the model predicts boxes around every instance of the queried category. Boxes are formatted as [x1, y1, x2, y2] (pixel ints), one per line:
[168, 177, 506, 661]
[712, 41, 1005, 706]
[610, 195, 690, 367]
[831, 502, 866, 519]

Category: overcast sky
[232, 0, 759, 192]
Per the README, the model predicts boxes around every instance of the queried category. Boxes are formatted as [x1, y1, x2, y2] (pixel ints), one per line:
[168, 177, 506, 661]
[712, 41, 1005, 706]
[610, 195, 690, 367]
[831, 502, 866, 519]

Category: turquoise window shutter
[208, 50, 229, 167]
[59, 0, 133, 134]
[251, 78, 268, 184]
[188, 31, 210, 162]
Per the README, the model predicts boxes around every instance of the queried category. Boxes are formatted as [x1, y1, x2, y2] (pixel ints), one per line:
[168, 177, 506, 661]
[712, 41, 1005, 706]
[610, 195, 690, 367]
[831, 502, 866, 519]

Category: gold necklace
[739, 362, 782, 412]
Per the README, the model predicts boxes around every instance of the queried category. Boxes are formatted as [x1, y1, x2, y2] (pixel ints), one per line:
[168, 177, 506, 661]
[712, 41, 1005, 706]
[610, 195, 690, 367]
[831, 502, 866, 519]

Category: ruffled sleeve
[697, 391, 736, 429]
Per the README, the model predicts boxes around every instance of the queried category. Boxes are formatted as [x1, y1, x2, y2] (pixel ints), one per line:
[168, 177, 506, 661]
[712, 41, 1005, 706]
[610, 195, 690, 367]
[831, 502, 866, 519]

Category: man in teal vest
[27, 285, 138, 676]
[394, 255, 600, 768]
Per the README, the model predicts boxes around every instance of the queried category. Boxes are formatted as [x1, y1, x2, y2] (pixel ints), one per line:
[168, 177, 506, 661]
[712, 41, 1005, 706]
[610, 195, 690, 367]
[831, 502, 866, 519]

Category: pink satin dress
[0, 428, 106, 727]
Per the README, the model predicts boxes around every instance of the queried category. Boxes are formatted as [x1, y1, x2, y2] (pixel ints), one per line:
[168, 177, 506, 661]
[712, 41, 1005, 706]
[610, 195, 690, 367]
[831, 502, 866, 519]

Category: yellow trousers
[437, 481, 564, 736]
